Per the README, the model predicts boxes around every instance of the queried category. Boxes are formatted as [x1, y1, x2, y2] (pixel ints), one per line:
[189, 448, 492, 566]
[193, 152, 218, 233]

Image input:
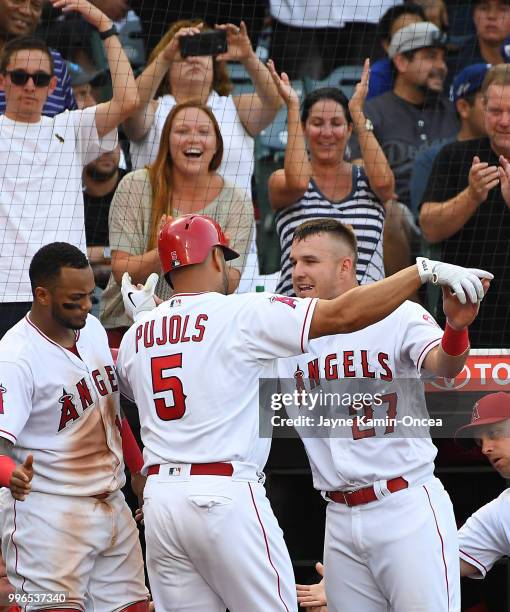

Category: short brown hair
[292, 219, 358, 266]
[148, 19, 232, 98]
[0, 36, 54, 74]
[482, 64, 510, 101]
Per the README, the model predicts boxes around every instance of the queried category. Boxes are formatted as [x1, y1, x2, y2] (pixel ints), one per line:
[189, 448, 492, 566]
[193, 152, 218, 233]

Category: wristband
[0, 454, 16, 488]
[120, 417, 144, 474]
[99, 25, 118, 40]
[441, 322, 469, 356]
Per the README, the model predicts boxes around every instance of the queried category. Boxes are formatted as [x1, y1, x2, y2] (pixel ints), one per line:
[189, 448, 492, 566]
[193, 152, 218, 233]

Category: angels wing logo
[423, 314, 440, 328]
[429, 364, 471, 391]
[472, 402, 480, 421]
[0, 384, 6, 414]
[294, 366, 305, 394]
[270, 295, 297, 309]
[58, 388, 79, 431]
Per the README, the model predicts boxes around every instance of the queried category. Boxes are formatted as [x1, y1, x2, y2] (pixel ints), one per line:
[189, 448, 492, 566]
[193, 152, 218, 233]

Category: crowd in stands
[0, 1, 510, 609]
[0, 0, 510, 347]
[0, 0, 509, 348]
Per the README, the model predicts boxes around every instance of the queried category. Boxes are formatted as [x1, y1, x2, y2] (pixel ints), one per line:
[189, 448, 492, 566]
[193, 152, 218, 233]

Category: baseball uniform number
[350, 392, 398, 440]
[152, 353, 187, 421]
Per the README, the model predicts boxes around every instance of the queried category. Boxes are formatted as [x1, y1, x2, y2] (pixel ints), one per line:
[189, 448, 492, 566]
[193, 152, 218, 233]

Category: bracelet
[99, 25, 118, 40]
[441, 322, 469, 356]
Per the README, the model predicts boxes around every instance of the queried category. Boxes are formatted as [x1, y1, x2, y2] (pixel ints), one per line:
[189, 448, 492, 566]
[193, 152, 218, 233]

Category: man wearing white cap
[455, 392, 510, 579]
[349, 21, 458, 209]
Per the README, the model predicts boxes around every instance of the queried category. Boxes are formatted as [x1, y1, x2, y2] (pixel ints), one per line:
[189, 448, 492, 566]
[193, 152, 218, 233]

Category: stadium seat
[304, 64, 364, 99]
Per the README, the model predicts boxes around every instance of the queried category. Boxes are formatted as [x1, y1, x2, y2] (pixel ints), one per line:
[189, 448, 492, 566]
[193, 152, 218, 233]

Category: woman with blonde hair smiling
[100, 101, 253, 346]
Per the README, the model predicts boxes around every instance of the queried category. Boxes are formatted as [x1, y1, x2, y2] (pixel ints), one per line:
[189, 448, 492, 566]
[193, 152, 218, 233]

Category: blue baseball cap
[450, 63, 490, 103]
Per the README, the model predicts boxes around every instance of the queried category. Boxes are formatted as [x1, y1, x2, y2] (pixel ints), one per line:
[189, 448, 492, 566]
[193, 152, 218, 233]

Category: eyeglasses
[4, 70, 52, 87]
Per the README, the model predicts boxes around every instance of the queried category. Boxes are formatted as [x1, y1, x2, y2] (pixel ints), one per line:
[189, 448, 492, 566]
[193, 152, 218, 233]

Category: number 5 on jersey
[151, 354, 187, 420]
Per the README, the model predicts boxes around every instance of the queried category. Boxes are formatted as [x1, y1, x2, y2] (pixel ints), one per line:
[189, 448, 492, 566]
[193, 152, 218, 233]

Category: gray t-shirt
[349, 91, 459, 207]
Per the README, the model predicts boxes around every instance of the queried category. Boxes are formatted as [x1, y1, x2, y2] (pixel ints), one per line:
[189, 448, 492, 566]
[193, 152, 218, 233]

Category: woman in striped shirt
[268, 59, 395, 296]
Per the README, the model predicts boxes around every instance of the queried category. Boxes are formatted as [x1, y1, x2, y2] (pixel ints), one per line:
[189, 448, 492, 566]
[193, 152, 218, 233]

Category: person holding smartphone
[123, 19, 282, 200]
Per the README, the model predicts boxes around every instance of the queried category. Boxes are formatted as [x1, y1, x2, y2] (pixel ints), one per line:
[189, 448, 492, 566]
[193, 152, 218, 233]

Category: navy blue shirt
[0, 48, 76, 117]
[367, 57, 393, 100]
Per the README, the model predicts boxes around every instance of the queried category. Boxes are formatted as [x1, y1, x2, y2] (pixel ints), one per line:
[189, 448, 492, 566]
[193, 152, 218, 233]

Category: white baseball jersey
[0, 314, 125, 496]
[116, 291, 317, 472]
[459, 488, 510, 578]
[278, 300, 443, 490]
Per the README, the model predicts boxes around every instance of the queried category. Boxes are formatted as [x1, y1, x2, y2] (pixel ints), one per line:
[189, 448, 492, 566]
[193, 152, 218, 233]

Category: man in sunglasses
[0, 0, 139, 339]
[0, 0, 76, 116]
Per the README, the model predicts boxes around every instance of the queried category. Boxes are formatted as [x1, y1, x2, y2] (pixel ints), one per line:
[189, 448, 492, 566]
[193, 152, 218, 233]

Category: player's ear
[210, 246, 224, 272]
[339, 255, 355, 276]
[34, 286, 51, 306]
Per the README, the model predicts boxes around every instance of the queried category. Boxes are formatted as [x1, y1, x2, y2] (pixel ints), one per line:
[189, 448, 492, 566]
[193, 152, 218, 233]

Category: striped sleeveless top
[275, 165, 385, 296]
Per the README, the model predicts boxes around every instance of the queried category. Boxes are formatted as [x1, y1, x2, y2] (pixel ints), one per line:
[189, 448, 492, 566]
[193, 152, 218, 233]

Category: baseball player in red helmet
[0, 243, 149, 611]
[456, 392, 510, 580]
[277, 218, 490, 612]
[118, 214, 491, 612]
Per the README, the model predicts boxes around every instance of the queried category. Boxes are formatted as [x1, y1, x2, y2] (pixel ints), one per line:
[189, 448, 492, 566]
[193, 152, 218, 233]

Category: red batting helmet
[158, 214, 239, 275]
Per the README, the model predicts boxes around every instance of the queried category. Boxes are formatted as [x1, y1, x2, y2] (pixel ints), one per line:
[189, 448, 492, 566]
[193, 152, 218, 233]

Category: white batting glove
[121, 272, 159, 322]
[416, 257, 493, 305]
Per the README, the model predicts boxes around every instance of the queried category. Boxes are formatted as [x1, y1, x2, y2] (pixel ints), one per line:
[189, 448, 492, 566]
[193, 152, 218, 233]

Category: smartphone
[179, 31, 228, 58]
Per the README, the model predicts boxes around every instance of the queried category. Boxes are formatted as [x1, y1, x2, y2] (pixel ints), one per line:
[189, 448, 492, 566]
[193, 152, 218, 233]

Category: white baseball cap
[388, 22, 448, 59]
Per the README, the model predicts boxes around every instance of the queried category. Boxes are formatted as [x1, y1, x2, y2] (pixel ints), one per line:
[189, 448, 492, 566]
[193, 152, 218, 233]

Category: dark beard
[417, 84, 444, 106]
[85, 164, 118, 183]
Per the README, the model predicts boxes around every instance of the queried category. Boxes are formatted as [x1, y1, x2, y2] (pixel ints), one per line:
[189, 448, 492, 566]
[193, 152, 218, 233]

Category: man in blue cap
[455, 392, 510, 578]
[410, 62, 490, 216]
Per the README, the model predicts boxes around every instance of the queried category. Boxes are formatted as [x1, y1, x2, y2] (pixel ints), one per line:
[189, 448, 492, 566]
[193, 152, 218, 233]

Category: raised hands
[215, 21, 253, 63]
[467, 156, 500, 205]
[349, 58, 370, 130]
[49, 0, 112, 32]
[267, 59, 300, 107]
[162, 23, 203, 64]
[498, 155, 510, 208]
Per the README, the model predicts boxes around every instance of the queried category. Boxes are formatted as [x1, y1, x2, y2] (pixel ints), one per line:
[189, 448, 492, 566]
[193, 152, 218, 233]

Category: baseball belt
[327, 476, 408, 507]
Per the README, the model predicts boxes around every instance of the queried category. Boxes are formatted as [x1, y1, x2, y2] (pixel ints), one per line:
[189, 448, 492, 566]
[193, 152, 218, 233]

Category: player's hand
[121, 272, 159, 322]
[215, 21, 254, 63]
[49, 0, 112, 32]
[296, 562, 327, 609]
[467, 156, 499, 205]
[130, 471, 146, 508]
[416, 257, 493, 305]
[442, 278, 491, 330]
[267, 59, 300, 107]
[134, 506, 144, 525]
[9, 454, 33, 501]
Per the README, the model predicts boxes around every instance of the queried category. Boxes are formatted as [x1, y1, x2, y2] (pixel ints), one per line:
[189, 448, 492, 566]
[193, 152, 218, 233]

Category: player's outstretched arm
[309, 258, 493, 339]
[0, 439, 33, 501]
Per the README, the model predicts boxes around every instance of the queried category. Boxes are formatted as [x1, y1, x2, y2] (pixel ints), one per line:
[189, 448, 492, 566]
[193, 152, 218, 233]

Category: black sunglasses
[4, 69, 53, 87]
